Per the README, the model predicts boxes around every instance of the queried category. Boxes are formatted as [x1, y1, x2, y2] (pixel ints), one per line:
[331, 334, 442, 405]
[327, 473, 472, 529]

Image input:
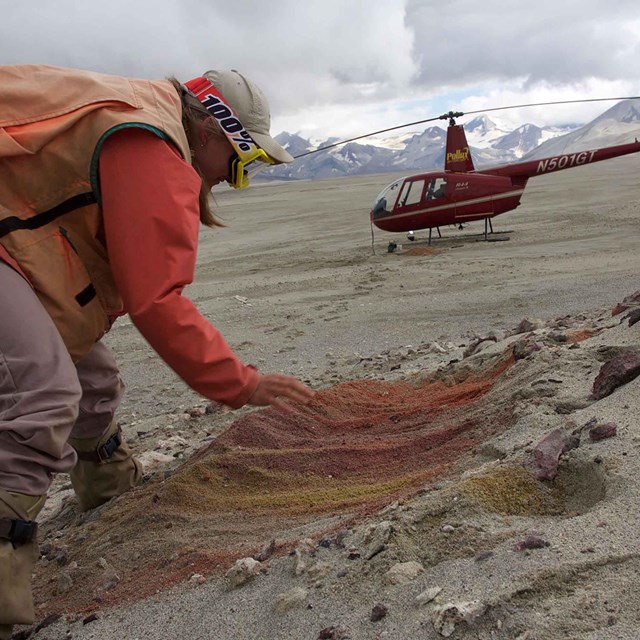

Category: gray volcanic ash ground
[24, 155, 640, 640]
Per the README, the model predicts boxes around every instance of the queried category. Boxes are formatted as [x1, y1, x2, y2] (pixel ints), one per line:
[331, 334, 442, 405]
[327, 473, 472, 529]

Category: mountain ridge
[263, 99, 640, 181]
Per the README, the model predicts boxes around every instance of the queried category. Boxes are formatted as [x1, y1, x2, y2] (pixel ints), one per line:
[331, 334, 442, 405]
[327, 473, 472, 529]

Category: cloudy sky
[3, 1, 640, 142]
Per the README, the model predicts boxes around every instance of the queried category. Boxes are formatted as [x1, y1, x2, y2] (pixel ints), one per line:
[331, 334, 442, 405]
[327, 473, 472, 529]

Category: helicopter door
[397, 178, 426, 208]
[425, 177, 447, 201]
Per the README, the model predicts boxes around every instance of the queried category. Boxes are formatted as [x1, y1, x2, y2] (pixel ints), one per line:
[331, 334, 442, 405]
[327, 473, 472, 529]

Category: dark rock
[318, 626, 351, 640]
[612, 290, 640, 316]
[33, 613, 62, 633]
[253, 539, 276, 562]
[571, 417, 597, 436]
[592, 351, 640, 399]
[532, 428, 580, 481]
[552, 315, 576, 329]
[370, 603, 388, 622]
[589, 423, 617, 442]
[513, 339, 542, 360]
[54, 545, 70, 565]
[40, 539, 54, 557]
[627, 308, 640, 327]
[514, 318, 545, 334]
[514, 536, 549, 551]
[474, 551, 494, 562]
[463, 336, 497, 358]
[205, 402, 223, 414]
[83, 613, 100, 625]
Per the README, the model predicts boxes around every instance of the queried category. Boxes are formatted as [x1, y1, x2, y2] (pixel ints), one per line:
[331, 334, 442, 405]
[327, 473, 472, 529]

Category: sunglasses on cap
[184, 77, 276, 189]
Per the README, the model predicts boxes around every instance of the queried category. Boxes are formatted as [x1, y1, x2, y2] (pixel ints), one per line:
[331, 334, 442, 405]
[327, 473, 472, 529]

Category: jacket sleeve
[98, 128, 259, 408]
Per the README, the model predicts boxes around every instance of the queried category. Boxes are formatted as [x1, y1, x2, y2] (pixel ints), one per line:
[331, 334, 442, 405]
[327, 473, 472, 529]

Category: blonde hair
[169, 77, 224, 228]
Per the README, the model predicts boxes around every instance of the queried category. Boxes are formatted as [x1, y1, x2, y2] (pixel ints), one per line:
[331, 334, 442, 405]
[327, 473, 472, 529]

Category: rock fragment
[137, 450, 177, 470]
[205, 402, 224, 415]
[431, 601, 487, 637]
[307, 560, 332, 582]
[512, 339, 542, 360]
[56, 571, 74, 595]
[254, 538, 276, 562]
[416, 586, 442, 605]
[370, 603, 388, 622]
[514, 536, 549, 551]
[101, 566, 121, 591]
[384, 561, 424, 585]
[463, 335, 497, 358]
[364, 521, 392, 559]
[318, 626, 351, 640]
[274, 587, 308, 612]
[589, 423, 617, 441]
[592, 351, 640, 399]
[612, 290, 640, 316]
[226, 557, 262, 588]
[531, 428, 579, 480]
[293, 538, 315, 576]
[428, 342, 447, 354]
[514, 318, 545, 334]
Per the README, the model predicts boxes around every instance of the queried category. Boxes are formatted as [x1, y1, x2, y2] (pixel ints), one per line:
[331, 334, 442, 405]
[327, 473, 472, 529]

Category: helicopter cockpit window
[372, 178, 404, 218]
[425, 178, 447, 201]
[398, 179, 425, 207]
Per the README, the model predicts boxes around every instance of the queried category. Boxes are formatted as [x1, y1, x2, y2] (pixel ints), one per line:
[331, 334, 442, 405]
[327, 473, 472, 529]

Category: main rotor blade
[292, 95, 640, 160]
[293, 115, 443, 158]
[462, 96, 640, 117]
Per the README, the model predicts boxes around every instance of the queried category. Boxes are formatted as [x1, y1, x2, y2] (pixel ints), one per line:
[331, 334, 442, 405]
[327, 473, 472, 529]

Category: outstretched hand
[248, 374, 315, 411]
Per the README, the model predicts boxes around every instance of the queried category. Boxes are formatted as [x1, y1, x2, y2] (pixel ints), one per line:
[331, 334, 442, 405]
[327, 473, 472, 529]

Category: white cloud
[2, 0, 639, 138]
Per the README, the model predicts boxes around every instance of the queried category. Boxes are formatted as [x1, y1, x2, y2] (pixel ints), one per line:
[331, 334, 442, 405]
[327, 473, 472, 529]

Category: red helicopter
[369, 110, 640, 243]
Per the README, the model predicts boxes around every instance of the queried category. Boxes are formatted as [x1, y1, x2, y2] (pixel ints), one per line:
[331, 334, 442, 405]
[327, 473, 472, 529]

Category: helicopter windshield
[371, 178, 405, 218]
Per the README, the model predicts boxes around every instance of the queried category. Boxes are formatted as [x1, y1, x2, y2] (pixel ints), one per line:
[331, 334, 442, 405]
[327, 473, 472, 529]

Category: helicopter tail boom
[478, 140, 640, 180]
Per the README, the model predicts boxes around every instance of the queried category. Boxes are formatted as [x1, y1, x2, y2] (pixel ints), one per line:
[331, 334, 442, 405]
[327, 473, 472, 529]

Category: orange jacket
[0, 65, 259, 407]
[0, 65, 190, 359]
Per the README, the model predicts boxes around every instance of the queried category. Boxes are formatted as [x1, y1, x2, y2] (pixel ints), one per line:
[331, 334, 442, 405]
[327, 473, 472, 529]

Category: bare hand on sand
[249, 373, 315, 410]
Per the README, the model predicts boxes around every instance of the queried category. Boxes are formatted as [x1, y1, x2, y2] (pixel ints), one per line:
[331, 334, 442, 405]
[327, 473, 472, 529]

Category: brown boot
[68, 421, 142, 512]
[0, 489, 45, 639]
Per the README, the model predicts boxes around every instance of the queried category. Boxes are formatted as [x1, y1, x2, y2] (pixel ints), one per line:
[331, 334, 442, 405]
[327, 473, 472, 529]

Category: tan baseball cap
[202, 69, 293, 164]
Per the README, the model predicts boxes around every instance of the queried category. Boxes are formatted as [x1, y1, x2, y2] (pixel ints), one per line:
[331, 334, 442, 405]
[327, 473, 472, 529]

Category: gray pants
[0, 261, 123, 496]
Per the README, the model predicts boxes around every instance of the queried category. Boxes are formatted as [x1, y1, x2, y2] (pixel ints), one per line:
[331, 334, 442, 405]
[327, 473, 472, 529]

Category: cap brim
[248, 130, 294, 164]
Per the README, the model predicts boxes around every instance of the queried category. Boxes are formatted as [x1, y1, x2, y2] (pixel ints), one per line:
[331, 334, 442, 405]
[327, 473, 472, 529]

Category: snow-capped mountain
[523, 99, 640, 159]
[463, 115, 512, 149]
[263, 99, 640, 181]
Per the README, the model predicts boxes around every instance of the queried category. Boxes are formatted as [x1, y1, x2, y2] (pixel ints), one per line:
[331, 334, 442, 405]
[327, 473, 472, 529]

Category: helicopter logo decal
[446, 147, 470, 164]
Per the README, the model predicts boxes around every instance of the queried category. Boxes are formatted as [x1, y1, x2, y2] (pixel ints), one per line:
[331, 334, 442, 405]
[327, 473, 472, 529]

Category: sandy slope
[19, 154, 640, 640]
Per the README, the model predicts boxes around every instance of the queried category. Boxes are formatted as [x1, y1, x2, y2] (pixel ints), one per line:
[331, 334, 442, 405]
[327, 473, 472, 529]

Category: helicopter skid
[396, 229, 513, 248]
